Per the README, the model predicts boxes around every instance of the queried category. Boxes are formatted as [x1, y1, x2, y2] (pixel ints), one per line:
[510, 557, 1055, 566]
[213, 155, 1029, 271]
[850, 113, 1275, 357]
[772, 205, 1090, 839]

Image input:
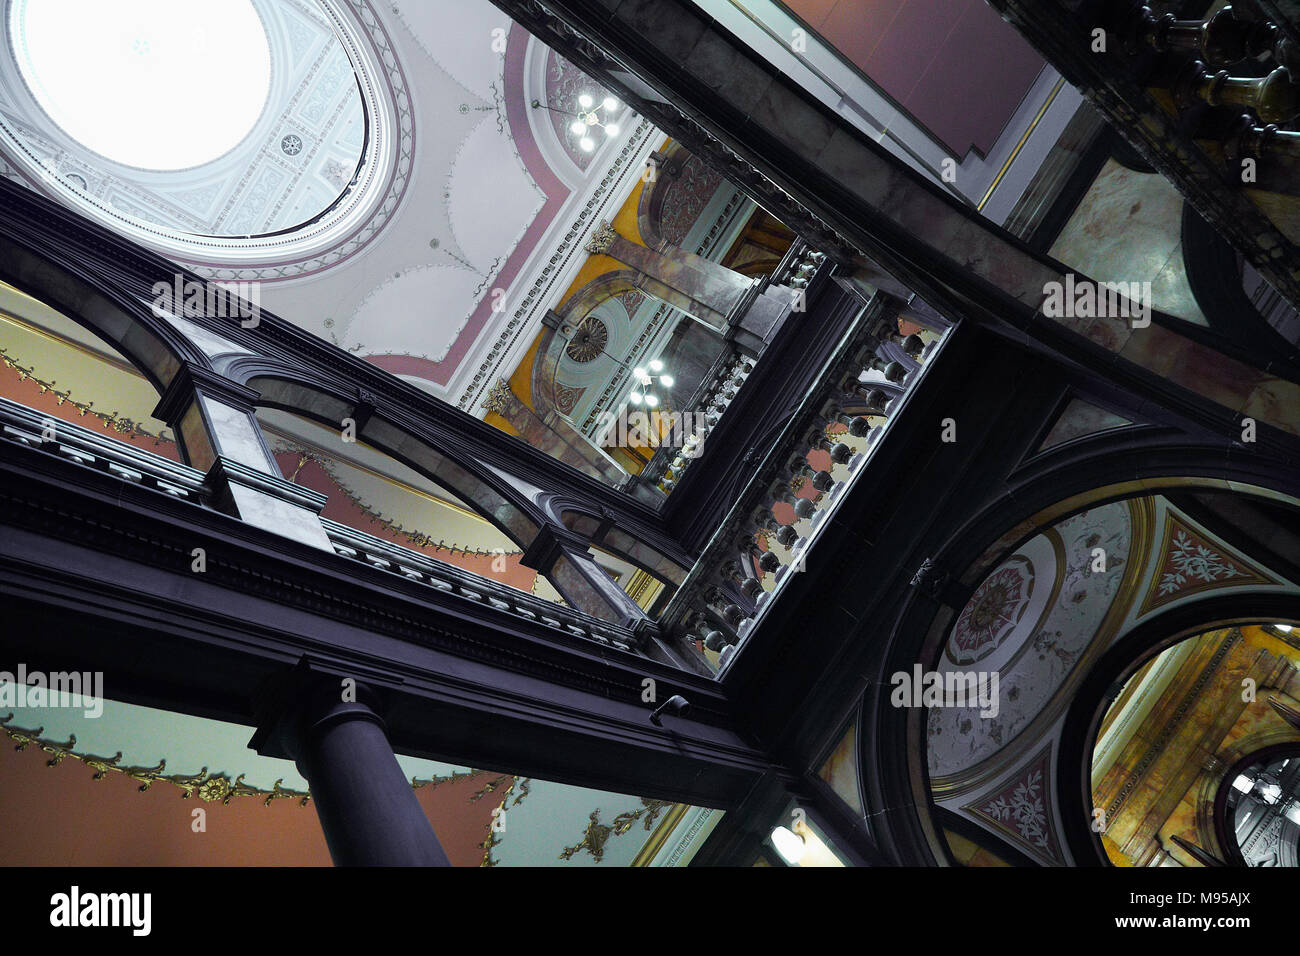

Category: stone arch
[530, 269, 643, 417]
[857, 426, 1300, 865]
[0, 181, 211, 396]
[1054, 599, 1300, 866]
[230, 359, 546, 551]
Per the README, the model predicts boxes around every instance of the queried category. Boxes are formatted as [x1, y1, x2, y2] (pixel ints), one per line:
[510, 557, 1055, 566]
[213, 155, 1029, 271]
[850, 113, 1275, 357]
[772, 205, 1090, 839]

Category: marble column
[251, 669, 450, 867]
[586, 221, 757, 332]
[522, 523, 653, 629]
[481, 377, 625, 484]
[153, 363, 332, 551]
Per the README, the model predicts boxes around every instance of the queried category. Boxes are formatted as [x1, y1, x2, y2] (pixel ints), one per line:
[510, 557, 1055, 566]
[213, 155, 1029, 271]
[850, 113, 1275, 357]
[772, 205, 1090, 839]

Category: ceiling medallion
[281, 134, 303, 156]
[564, 317, 608, 363]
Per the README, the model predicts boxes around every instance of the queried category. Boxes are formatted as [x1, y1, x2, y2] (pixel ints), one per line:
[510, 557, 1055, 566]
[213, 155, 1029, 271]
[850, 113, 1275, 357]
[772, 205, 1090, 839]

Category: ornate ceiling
[0, 0, 654, 416]
[925, 487, 1300, 866]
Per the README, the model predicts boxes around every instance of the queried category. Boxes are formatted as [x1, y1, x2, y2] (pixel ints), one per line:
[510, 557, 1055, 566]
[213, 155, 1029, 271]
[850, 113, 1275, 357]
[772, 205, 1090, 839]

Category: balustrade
[0, 396, 641, 655]
[660, 292, 951, 672]
[1118, 3, 1300, 196]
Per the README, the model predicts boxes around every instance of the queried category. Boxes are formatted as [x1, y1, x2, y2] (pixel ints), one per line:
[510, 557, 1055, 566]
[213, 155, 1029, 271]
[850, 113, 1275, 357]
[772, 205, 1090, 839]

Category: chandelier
[629, 359, 674, 408]
[531, 93, 622, 152]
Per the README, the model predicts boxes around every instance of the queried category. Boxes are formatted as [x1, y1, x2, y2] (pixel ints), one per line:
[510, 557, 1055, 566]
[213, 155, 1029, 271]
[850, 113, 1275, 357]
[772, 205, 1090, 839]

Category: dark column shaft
[251, 673, 451, 867]
[294, 696, 450, 866]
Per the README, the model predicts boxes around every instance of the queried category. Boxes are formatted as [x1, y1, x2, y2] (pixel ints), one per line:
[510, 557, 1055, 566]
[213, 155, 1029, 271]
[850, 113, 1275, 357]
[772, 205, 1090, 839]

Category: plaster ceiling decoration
[947, 554, 1038, 667]
[656, 153, 725, 247]
[0, 0, 380, 263]
[0, 0, 660, 411]
[342, 264, 491, 361]
[1136, 508, 1281, 617]
[962, 744, 1066, 865]
[928, 499, 1136, 784]
[564, 316, 608, 363]
[0, 697, 715, 866]
[444, 109, 544, 275]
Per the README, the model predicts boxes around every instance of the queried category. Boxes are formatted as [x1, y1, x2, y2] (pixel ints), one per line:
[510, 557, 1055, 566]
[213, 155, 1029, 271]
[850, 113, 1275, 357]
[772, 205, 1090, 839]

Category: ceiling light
[1233, 774, 1254, 793]
[569, 120, 585, 135]
[15, 0, 271, 171]
[659, 374, 674, 387]
[579, 137, 595, 152]
[629, 392, 643, 405]
[604, 123, 620, 137]
[1277, 624, 1294, 632]
[603, 96, 618, 111]
[644, 394, 659, 407]
[649, 359, 664, 372]
[770, 826, 805, 865]
[578, 93, 594, 108]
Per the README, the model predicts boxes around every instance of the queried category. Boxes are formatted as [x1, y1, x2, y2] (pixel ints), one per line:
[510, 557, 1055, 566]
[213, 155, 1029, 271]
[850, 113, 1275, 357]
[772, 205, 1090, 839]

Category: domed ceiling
[0, 0, 657, 415]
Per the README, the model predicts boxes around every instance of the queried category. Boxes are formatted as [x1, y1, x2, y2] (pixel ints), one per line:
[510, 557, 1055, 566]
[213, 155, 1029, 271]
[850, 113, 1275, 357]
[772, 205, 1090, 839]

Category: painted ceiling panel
[0, 697, 710, 866]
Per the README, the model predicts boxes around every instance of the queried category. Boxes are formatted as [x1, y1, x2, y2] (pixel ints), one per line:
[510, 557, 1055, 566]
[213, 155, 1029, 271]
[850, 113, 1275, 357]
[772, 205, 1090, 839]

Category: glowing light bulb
[569, 120, 585, 135]
[644, 393, 659, 407]
[604, 123, 620, 137]
[649, 359, 663, 372]
[579, 137, 595, 152]
[629, 392, 643, 405]
[771, 826, 805, 865]
[578, 93, 594, 108]
[603, 96, 618, 111]
[659, 374, 674, 387]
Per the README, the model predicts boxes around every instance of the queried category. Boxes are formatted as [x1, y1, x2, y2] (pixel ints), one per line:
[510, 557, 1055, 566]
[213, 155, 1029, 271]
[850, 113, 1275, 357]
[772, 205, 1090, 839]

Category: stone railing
[321, 519, 638, 652]
[771, 239, 828, 293]
[0, 396, 640, 655]
[644, 243, 832, 497]
[650, 350, 755, 495]
[0, 397, 208, 504]
[660, 293, 949, 673]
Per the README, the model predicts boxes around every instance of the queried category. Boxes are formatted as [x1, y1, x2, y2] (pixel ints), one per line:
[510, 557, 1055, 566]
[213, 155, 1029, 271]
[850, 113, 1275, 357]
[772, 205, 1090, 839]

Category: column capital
[519, 521, 591, 573]
[584, 219, 619, 256]
[248, 659, 386, 762]
[152, 361, 262, 425]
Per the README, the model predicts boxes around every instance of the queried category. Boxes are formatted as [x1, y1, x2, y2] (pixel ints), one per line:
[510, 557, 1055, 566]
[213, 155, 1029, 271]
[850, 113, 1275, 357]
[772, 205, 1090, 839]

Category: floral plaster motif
[964, 746, 1064, 864]
[928, 501, 1132, 779]
[657, 155, 724, 247]
[544, 50, 619, 172]
[1138, 512, 1275, 615]
[950, 561, 1034, 665]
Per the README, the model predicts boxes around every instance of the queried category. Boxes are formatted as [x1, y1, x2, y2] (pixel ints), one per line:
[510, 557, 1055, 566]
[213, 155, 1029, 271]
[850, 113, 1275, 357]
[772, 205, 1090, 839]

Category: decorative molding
[558, 798, 671, 863]
[584, 219, 617, 256]
[455, 118, 656, 411]
[0, 714, 311, 806]
[1137, 510, 1280, 617]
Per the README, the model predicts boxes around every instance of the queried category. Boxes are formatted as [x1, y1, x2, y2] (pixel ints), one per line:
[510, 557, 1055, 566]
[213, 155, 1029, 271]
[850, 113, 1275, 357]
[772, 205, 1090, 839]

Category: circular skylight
[11, 0, 271, 170]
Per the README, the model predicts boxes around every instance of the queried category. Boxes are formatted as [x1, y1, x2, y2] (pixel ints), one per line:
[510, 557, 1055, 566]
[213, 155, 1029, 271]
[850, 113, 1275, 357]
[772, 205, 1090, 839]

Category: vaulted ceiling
[0, 0, 648, 415]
